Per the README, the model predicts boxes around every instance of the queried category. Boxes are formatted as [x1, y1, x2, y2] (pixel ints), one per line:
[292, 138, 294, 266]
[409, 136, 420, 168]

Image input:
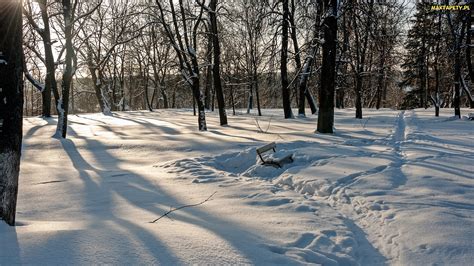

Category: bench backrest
[257, 142, 276, 155]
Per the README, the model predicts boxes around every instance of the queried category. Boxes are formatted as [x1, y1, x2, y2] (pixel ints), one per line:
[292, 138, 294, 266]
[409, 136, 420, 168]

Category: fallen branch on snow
[149, 191, 217, 223]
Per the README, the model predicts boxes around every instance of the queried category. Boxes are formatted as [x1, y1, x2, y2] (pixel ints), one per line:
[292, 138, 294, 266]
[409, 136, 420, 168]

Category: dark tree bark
[430, 13, 443, 117]
[37, 0, 59, 117]
[204, 27, 212, 110]
[349, 0, 373, 119]
[375, 40, 386, 110]
[55, 0, 74, 138]
[447, 3, 467, 118]
[0, 0, 23, 226]
[317, 0, 337, 133]
[465, 5, 474, 108]
[336, 9, 349, 110]
[418, 40, 427, 109]
[281, 0, 293, 119]
[86, 47, 107, 113]
[23, 0, 60, 117]
[192, 78, 206, 130]
[209, 0, 228, 126]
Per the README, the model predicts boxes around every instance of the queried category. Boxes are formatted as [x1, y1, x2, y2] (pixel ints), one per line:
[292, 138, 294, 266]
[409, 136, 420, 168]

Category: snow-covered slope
[1, 108, 472, 265]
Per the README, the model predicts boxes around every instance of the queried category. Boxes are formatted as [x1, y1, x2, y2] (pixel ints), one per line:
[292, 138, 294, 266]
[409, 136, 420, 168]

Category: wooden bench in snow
[256, 142, 294, 168]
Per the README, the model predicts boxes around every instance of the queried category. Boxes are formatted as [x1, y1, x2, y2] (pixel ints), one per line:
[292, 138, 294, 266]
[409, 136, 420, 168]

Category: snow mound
[161, 146, 305, 182]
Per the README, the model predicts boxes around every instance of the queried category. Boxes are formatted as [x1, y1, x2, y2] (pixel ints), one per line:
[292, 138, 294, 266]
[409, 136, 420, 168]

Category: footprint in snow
[247, 198, 293, 206]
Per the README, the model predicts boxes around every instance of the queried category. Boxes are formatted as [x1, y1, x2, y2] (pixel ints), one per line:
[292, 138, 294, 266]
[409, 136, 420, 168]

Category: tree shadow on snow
[53, 128, 295, 264]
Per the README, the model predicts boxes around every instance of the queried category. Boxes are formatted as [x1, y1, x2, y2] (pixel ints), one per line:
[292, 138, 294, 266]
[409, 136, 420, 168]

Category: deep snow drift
[0, 108, 473, 265]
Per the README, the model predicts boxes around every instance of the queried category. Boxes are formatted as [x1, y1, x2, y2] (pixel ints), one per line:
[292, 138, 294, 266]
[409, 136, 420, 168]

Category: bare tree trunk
[38, 0, 59, 117]
[0, 0, 23, 226]
[447, 5, 466, 118]
[71, 79, 75, 114]
[230, 85, 236, 115]
[205, 31, 212, 110]
[376, 45, 385, 110]
[145, 71, 154, 112]
[281, 0, 293, 119]
[430, 13, 442, 118]
[355, 75, 363, 119]
[41, 88, 52, 117]
[209, 0, 227, 126]
[192, 78, 206, 130]
[55, 0, 73, 138]
[291, 0, 317, 116]
[253, 69, 262, 116]
[246, 84, 253, 114]
[465, 6, 474, 108]
[454, 53, 462, 118]
[317, 0, 337, 133]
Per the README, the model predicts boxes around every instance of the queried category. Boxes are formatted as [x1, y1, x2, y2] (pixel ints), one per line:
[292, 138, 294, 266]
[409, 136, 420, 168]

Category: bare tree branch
[149, 191, 217, 223]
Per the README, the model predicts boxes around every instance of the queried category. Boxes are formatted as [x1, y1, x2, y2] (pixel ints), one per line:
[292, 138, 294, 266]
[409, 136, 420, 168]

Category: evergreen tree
[401, 2, 435, 109]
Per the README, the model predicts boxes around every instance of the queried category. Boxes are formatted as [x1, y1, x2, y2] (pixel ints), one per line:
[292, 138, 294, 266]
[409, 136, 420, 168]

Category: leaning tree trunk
[209, 0, 228, 126]
[0, 0, 23, 226]
[281, 0, 294, 119]
[317, 0, 337, 133]
[291, 0, 318, 116]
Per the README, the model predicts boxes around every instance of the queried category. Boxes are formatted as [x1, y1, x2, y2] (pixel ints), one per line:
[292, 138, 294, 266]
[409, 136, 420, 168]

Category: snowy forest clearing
[1, 108, 473, 265]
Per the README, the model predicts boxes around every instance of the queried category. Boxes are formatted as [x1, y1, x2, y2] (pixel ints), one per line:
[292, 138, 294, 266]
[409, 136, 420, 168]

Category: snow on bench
[256, 142, 294, 168]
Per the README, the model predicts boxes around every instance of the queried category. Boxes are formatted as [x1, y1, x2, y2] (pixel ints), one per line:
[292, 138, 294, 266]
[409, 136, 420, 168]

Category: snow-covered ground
[1, 108, 473, 265]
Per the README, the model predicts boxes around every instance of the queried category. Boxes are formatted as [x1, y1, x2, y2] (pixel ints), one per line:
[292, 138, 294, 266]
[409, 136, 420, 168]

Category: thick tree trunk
[0, 0, 23, 226]
[209, 0, 227, 126]
[41, 87, 52, 117]
[317, 0, 337, 133]
[281, 0, 294, 119]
